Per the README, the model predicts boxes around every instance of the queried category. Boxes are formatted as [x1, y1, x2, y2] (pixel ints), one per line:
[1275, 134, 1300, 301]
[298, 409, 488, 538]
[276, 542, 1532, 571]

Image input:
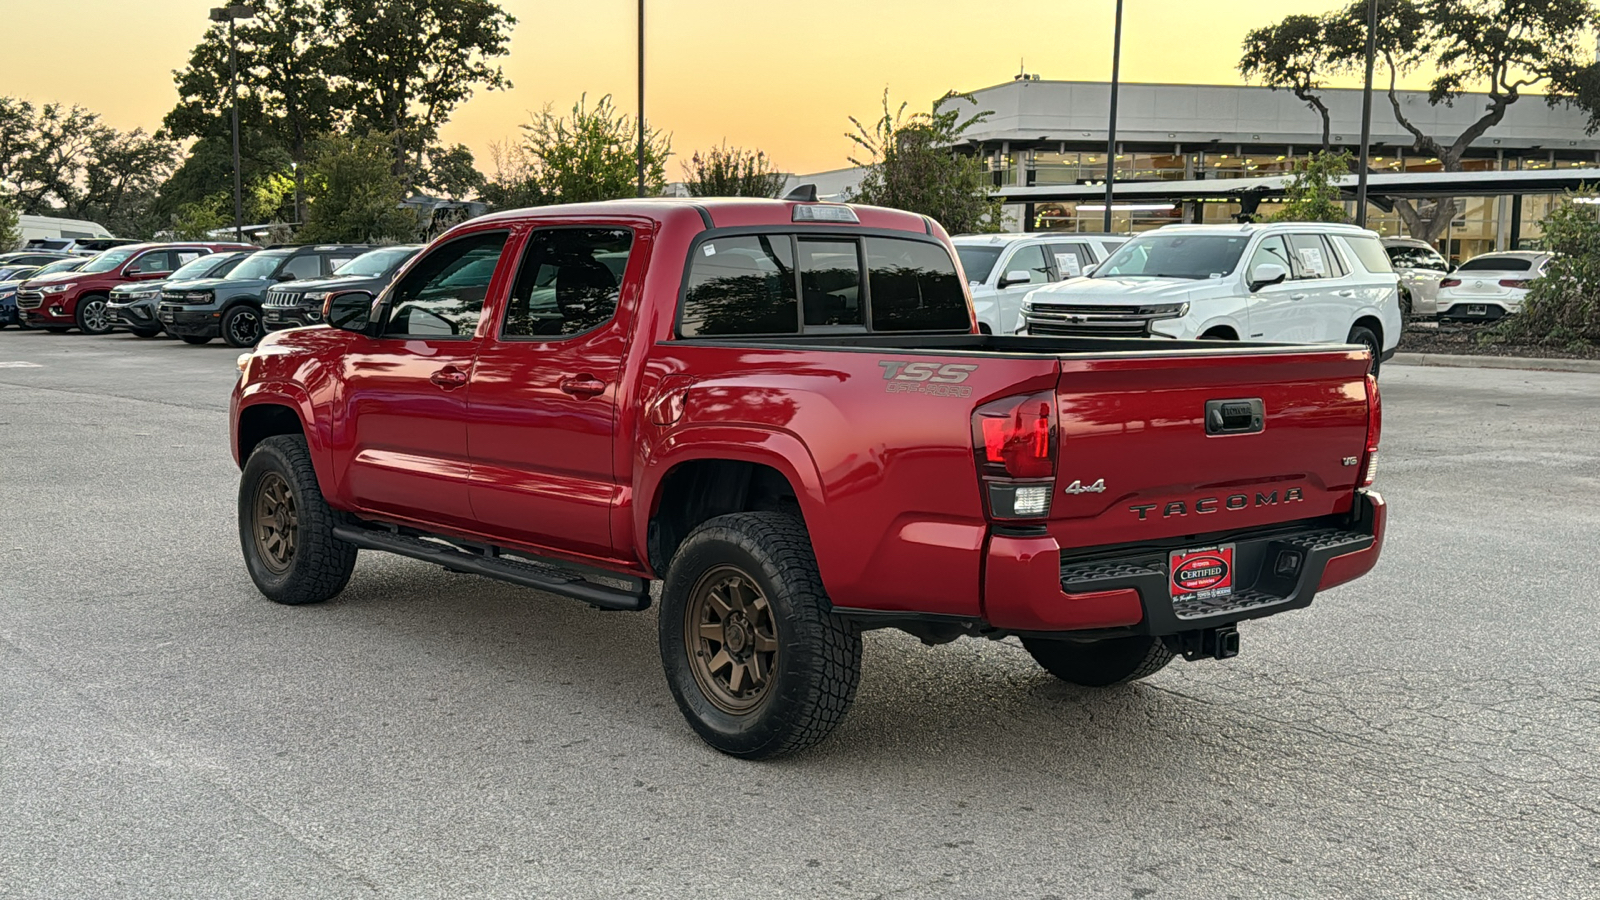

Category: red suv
[16, 242, 255, 334]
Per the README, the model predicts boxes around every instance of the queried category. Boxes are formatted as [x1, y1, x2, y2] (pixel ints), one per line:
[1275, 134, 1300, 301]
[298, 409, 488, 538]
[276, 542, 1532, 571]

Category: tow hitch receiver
[1169, 625, 1241, 661]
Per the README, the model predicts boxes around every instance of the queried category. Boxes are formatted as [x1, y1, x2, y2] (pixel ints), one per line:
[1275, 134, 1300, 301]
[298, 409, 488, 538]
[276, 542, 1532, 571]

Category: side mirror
[1082, 263, 1099, 276]
[275, 271, 299, 282]
[998, 270, 1033, 289]
[324, 290, 376, 333]
[1248, 262, 1287, 292]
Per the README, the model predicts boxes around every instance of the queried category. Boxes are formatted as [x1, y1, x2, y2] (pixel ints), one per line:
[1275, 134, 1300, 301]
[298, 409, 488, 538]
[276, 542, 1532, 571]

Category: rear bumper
[1438, 302, 1512, 321]
[981, 490, 1386, 636]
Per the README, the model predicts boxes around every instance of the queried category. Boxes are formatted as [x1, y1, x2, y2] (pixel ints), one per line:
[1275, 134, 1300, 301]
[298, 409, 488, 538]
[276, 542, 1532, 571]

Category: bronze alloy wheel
[684, 564, 780, 714]
[252, 471, 298, 574]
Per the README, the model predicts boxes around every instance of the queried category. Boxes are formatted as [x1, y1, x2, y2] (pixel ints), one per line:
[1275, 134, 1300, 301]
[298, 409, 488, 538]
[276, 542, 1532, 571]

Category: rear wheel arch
[647, 458, 809, 576]
[1352, 315, 1384, 348]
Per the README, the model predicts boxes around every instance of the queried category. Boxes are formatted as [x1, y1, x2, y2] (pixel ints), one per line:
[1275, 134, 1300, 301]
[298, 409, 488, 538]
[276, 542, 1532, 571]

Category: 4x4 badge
[1063, 478, 1106, 495]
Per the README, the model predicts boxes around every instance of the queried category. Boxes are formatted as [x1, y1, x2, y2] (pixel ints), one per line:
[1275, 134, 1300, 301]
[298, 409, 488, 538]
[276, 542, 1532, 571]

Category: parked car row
[3, 241, 420, 346]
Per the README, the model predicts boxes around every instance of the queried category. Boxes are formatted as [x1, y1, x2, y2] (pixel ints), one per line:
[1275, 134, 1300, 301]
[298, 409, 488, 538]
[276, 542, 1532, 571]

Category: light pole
[210, 4, 256, 242]
[1355, 0, 1377, 228]
[636, 0, 646, 198]
[1102, 0, 1125, 233]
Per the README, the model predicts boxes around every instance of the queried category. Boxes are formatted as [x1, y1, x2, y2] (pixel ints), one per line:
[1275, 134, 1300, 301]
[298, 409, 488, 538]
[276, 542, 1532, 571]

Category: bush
[1501, 192, 1600, 346]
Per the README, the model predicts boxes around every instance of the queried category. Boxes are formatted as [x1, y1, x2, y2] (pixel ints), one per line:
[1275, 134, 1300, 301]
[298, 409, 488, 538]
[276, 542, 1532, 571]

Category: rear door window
[799, 238, 863, 328]
[501, 227, 635, 339]
[1044, 242, 1093, 278]
[680, 235, 799, 336]
[1342, 235, 1395, 274]
[1287, 234, 1333, 279]
[863, 237, 969, 331]
[280, 253, 323, 281]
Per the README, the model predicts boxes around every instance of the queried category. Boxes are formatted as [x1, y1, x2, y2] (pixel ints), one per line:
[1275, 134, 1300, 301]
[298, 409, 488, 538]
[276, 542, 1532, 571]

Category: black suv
[262, 244, 422, 332]
[158, 244, 369, 347]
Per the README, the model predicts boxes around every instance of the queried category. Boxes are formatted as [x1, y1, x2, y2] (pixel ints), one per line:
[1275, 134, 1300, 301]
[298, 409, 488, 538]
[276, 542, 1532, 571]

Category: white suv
[952, 233, 1127, 335]
[1018, 223, 1401, 373]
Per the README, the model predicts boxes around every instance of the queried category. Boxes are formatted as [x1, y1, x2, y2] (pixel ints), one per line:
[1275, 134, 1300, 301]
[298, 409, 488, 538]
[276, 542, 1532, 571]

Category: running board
[331, 525, 650, 611]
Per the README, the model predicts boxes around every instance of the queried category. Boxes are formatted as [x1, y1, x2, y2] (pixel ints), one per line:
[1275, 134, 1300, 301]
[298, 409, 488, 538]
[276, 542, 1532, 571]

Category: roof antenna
[783, 183, 818, 202]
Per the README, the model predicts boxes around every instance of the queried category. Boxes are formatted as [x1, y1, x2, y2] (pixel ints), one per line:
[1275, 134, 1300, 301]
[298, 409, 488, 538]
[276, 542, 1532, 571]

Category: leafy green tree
[0, 193, 20, 251]
[847, 91, 1002, 234]
[165, 0, 345, 220]
[516, 94, 670, 203]
[682, 144, 786, 198]
[477, 140, 543, 211]
[1270, 151, 1353, 223]
[0, 98, 177, 237]
[421, 143, 487, 200]
[336, 0, 514, 185]
[170, 194, 232, 240]
[1502, 191, 1600, 346]
[299, 132, 417, 242]
[1242, 0, 1600, 243]
[1240, 15, 1338, 149]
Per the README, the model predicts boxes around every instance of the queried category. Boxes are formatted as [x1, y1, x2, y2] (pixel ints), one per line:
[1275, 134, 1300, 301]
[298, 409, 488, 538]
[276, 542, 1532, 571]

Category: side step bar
[331, 525, 651, 612]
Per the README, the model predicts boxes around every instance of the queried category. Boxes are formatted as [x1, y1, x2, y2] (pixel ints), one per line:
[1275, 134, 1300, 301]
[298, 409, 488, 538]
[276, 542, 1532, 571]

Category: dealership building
[796, 78, 1600, 260]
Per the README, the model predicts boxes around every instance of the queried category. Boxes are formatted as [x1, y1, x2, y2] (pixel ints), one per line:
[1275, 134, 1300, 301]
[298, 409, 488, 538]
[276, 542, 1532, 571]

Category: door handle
[560, 375, 607, 398]
[1289, 293, 1308, 301]
[1337, 289, 1357, 297]
[429, 366, 468, 390]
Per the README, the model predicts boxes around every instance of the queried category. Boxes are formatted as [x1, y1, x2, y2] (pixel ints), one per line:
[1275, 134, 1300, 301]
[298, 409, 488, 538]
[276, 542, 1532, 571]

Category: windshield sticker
[1055, 254, 1081, 277]
[702, 243, 716, 256]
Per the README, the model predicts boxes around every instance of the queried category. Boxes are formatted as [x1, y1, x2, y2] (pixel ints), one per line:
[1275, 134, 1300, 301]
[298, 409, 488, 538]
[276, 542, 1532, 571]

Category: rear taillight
[1440, 278, 1461, 288]
[1498, 278, 1532, 289]
[1361, 373, 1381, 488]
[973, 391, 1057, 519]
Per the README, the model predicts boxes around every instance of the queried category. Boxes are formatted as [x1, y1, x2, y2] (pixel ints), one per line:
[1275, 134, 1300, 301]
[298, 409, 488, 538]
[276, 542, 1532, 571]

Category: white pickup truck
[1018, 223, 1402, 374]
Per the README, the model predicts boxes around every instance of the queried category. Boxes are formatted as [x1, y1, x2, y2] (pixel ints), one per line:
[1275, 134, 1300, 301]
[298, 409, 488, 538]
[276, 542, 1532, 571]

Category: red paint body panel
[231, 198, 1386, 632]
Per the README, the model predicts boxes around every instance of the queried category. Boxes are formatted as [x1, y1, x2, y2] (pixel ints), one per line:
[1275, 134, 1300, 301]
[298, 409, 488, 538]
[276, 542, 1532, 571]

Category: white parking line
[0, 361, 43, 368]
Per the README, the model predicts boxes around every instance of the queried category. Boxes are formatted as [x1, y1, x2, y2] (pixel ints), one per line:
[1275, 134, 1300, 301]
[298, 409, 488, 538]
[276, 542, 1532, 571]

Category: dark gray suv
[158, 244, 368, 346]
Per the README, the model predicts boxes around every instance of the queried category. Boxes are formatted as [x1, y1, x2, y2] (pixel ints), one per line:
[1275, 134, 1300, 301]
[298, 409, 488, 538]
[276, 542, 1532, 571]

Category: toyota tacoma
[231, 193, 1386, 758]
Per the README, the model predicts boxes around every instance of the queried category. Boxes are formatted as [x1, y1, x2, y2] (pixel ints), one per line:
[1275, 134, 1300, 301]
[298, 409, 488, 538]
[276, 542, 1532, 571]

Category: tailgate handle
[1205, 399, 1264, 436]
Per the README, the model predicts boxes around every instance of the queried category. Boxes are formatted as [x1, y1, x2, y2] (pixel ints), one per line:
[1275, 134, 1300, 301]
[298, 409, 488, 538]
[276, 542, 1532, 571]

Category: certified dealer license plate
[1170, 544, 1235, 603]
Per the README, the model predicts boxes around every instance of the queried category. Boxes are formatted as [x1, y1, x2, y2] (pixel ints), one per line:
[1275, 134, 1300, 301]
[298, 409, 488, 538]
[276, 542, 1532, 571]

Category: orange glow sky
[0, 0, 1426, 176]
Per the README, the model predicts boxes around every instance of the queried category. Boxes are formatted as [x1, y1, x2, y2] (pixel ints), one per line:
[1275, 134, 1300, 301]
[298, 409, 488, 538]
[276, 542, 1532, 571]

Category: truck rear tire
[1021, 635, 1173, 687]
[238, 434, 358, 605]
[658, 512, 861, 759]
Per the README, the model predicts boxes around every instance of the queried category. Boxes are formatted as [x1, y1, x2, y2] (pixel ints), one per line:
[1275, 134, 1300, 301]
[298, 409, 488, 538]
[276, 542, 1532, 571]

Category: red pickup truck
[230, 194, 1385, 758]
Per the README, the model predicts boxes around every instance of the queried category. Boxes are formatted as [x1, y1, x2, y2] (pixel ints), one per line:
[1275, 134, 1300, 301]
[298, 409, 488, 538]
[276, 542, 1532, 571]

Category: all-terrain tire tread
[664, 511, 862, 758]
[240, 434, 357, 605]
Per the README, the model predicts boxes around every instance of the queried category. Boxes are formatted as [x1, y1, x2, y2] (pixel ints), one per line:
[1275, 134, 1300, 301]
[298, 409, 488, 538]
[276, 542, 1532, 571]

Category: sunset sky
[0, 0, 1423, 176]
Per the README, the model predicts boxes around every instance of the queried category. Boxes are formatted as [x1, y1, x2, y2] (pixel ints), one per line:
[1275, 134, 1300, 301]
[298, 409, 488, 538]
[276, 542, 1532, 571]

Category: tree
[682, 144, 786, 198]
[477, 139, 543, 211]
[1242, 0, 1600, 243]
[421, 143, 486, 200]
[516, 94, 670, 204]
[1271, 151, 1353, 223]
[1502, 191, 1600, 346]
[165, 0, 345, 221]
[336, 0, 514, 185]
[0, 193, 20, 251]
[0, 98, 178, 237]
[847, 91, 1002, 234]
[299, 133, 417, 242]
[170, 194, 232, 240]
[1240, 15, 1337, 149]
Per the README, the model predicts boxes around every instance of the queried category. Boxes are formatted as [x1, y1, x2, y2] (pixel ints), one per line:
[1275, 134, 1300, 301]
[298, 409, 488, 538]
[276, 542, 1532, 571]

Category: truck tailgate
[1048, 348, 1373, 551]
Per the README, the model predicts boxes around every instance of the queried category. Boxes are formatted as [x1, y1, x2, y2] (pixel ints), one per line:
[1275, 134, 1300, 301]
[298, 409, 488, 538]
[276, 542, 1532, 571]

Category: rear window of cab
[678, 233, 970, 337]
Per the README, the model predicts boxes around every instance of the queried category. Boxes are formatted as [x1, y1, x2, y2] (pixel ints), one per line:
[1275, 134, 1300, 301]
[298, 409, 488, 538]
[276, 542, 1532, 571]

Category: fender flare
[634, 424, 826, 571]
[235, 381, 338, 495]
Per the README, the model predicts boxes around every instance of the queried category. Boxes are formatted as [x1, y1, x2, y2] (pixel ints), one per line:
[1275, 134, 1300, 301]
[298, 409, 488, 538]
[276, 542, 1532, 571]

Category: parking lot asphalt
[2, 327, 1598, 900]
